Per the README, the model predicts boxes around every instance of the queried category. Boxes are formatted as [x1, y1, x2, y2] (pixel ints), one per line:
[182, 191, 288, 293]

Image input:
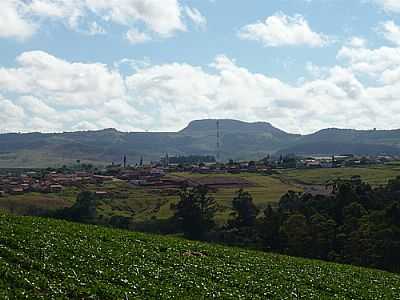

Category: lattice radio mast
[216, 120, 220, 162]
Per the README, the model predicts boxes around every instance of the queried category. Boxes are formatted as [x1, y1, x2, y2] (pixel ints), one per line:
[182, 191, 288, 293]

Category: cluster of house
[116, 167, 168, 186]
[0, 153, 398, 197]
[0, 171, 114, 197]
[299, 155, 398, 169]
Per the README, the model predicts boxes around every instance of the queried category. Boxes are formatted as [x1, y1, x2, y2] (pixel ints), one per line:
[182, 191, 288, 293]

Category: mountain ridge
[1, 119, 400, 167]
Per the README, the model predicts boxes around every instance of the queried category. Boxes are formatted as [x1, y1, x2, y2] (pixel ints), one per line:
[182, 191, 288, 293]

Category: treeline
[164, 155, 216, 165]
[171, 177, 400, 273]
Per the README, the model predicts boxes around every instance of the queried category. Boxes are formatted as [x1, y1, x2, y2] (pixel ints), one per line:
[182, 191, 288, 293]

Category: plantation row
[0, 214, 400, 299]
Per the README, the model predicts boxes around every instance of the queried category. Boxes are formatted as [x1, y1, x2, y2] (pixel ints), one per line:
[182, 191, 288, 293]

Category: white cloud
[86, 0, 186, 37]
[0, 95, 26, 132]
[0, 0, 37, 39]
[238, 12, 330, 47]
[185, 6, 207, 30]
[376, 0, 400, 13]
[87, 21, 106, 35]
[379, 20, 400, 45]
[2, 44, 400, 134]
[0, 51, 126, 108]
[347, 37, 367, 48]
[126, 28, 151, 44]
[0, 0, 190, 40]
[0, 51, 145, 132]
[337, 43, 400, 77]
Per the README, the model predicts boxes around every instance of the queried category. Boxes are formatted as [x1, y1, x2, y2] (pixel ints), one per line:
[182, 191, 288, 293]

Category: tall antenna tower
[216, 120, 220, 162]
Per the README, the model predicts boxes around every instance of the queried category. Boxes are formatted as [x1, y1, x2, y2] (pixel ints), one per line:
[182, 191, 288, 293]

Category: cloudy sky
[1, 0, 400, 134]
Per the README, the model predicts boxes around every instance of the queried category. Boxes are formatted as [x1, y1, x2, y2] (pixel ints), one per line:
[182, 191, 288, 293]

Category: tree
[279, 191, 303, 213]
[173, 186, 217, 239]
[259, 204, 281, 250]
[309, 213, 336, 259]
[231, 189, 259, 227]
[60, 191, 97, 222]
[281, 214, 311, 257]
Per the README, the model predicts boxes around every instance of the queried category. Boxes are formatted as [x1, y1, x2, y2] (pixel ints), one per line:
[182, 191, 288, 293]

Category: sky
[1, 0, 400, 134]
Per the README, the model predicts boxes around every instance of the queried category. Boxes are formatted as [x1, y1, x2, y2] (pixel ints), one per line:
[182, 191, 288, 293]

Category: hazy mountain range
[1, 119, 400, 167]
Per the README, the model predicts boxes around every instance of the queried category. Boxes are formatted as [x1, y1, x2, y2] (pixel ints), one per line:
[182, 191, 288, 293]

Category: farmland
[280, 164, 400, 186]
[170, 172, 300, 208]
[0, 172, 300, 223]
[2, 164, 400, 224]
[1, 214, 400, 299]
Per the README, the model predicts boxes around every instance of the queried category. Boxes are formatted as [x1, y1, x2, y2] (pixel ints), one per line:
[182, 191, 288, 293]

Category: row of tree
[172, 177, 400, 272]
[53, 176, 400, 273]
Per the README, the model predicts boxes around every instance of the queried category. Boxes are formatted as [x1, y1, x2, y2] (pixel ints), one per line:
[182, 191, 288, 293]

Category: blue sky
[1, 0, 400, 134]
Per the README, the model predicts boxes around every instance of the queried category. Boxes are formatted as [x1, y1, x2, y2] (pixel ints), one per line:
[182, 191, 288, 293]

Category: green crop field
[0, 214, 399, 299]
[170, 172, 300, 207]
[280, 165, 400, 186]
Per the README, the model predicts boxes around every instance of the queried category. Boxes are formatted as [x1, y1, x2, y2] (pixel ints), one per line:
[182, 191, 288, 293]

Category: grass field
[0, 214, 399, 299]
[280, 165, 400, 186]
[0, 173, 300, 222]
[0, 150, 104, 168]
[170, 172, 300, 208]
[2, 165, 400, 223]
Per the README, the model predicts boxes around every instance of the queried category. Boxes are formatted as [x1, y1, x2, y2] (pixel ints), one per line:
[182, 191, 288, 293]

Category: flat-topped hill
[2, 119, 400, 167]
[0, 214, 399, 299]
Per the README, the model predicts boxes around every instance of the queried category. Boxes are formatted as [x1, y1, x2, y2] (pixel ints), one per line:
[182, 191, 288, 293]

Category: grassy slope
[1, 165, 400, 224]
[0, 150, 105, 168]
[2, 165, 400, 223]
[280, 165, 400, 186]
[170, 172, 300, 205]
[0, 173, 299, 222]
[0, 214, 399, 299]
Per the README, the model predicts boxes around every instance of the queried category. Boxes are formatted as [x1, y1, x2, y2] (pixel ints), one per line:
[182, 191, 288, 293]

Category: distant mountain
[1, 120, 400, 167]
[279, 128, 400, 156]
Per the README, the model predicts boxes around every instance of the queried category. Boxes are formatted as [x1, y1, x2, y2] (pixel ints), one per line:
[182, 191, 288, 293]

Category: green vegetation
[0, 150, 104, 169]
[171, 172, 300, 207]
[280, 165, 400, 186]
[2, 165, 400, 226]
[0, 172, 299, 224]
[1, 213, 400, 299]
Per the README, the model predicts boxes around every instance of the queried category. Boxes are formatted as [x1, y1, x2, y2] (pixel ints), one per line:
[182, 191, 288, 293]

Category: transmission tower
[216, 120, 220, 162]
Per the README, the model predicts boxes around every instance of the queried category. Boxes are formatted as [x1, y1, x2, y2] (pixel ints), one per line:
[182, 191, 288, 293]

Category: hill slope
[1, 119, 400, 167]
[0, 214, 399, 299]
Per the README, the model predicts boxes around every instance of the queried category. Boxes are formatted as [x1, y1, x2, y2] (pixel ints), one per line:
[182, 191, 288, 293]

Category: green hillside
[1, 214, 399, 299]
[2, 119, 400, 167]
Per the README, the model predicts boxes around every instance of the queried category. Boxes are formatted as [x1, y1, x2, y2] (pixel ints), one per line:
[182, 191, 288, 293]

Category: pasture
[280, 164, 400, 186]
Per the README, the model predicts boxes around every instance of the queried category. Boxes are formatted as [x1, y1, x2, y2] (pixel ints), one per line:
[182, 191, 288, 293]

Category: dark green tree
[231, 189, 259, 227]
[309, 213, 336, 259]
[173, 186, 217, 239]
[281, 214, 311, 257]
[60, 191, 97, 222]
[259, 204, 281, 250]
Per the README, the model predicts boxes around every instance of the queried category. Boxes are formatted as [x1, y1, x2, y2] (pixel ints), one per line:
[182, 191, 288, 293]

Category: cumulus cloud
[376, 0, 400, 13]
[0, 1, 37, 39]
[379, 20, 400, 45]
[126, 28, 151, 44]
[7, 9, 400, 137]
[2, 45, 400, 134]
[185, 6, 207, 30]
[347, 37, 367, 48]
[337, 44, 400, 76]
[238, 12, 330, 47]
[0, 51, 149, 132]
[0, 0, 194, 41]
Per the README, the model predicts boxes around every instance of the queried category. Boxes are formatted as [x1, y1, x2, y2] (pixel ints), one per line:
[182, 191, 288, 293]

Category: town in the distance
[0, 152, 398, 199]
